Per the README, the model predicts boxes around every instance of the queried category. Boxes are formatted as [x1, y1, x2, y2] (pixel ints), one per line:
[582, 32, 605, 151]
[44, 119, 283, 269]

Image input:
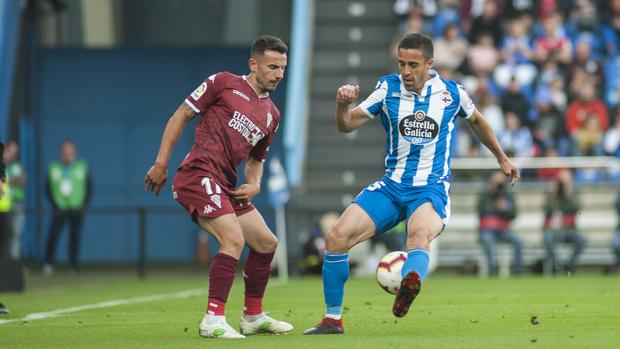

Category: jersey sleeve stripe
[184, 99, 200, 113]
[359, 105, 377, 119]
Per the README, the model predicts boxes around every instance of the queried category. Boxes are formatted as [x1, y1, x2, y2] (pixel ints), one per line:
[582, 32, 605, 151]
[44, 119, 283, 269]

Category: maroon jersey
[181, 72, 280, 189]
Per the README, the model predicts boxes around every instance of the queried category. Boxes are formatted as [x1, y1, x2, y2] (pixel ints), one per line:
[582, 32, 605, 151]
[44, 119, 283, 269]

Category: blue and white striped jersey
[358, 70, 475, 187]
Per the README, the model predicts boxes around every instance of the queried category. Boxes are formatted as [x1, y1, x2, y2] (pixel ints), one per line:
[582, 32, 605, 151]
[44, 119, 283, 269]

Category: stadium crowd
[393, 0, 620, 180]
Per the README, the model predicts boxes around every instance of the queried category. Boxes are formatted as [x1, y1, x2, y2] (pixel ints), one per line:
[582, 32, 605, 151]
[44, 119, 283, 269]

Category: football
[376, 251, 407, 295]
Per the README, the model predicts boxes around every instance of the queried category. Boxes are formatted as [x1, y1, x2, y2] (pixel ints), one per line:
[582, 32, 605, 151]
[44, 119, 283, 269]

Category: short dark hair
[398, 33, 433, 60]
[251, 35, 288, 57]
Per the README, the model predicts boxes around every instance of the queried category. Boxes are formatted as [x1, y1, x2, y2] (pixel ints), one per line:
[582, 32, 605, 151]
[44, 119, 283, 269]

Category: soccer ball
[376, 251, 407, 295]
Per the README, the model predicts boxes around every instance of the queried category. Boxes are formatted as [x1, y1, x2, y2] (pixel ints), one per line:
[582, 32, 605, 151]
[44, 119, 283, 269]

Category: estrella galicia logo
[399, 111, 439, 144]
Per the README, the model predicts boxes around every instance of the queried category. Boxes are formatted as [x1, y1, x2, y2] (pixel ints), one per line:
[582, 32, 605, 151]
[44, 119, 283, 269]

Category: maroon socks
[205, 250, 275, 316]
[206, 253, 239, 316]
[243, 250, 275, 315]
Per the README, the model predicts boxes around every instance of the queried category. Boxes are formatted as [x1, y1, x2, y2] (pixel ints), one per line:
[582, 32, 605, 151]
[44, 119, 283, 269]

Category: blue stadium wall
[22, 47, 286, 264]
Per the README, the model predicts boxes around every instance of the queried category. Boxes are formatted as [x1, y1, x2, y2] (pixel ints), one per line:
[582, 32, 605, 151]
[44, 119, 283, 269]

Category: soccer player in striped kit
[305, 33, 520, 334]
[145, 36, 293, 339]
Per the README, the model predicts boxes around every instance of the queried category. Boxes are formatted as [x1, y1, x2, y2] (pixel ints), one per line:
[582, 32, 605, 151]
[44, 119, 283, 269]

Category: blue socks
[322, 251, 350, 317]
[402, 248, 430, 280]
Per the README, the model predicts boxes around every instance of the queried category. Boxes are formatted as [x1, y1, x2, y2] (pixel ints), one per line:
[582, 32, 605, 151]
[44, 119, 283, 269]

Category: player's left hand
[230, 183, 260, 203]
[498, 157, 520, 185]
[144, 162, 168, 196]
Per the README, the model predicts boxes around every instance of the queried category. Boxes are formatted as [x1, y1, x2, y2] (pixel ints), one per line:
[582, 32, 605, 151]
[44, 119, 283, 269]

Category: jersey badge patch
[210, 194, 222, 208]
[441, 90, 453, 105]
[191, 82, 207, 100]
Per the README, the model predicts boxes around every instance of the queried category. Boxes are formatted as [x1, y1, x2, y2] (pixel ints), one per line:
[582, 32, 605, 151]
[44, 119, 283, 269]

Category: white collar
[399, 69, 439, 97]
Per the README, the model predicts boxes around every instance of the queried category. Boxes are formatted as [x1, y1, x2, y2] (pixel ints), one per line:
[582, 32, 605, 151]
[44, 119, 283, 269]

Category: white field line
[0, 280, 287, 325]
[0, 288, 208, 325]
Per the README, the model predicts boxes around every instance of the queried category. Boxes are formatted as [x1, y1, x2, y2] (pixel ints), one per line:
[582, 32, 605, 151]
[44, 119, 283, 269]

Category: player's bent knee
[325, 226, 351, 253]
[222, 234, 246, 253]
[258, 235, 278, 253]
[407, 228, 435, 249]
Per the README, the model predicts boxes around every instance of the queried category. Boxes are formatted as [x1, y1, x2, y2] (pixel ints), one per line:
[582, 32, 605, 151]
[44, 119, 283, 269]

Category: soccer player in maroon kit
[144, 35, 293, 339]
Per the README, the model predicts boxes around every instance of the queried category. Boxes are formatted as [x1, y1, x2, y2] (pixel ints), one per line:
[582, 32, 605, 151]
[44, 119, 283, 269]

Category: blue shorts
[352, 177, 451, 235]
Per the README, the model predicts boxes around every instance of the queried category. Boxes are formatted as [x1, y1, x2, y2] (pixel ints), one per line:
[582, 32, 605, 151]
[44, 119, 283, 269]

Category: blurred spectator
[43, 141, 92, 274]
[603, 56, 620, 107]
[542, 170, 586, 274]
[433, 23, 468, 72]
[536, 57, 563, 89]
[603, 117, 620, 157]
[501, 77, 530, 126]
[0, 141, 10, 315]
[391, 12, 424, 59]
[478, 171, 522, 275]
[536, 147, 567, 180]
[477, 89, 504, 134]
[494, 18, 538, 89]
[504, 0, 536, 19]
[566, 83, 609, 136]
[600, 15, 620, 56]
[566, 0, 598, 33]
[299, 212, 335, 275]
[537, 0, 560, 21]
[534, 13, 573, 65]
[431, 0, 461, 38]
[0, 142, 10, 260]
[499, 112, 534, 157]
[404, 12, 425, 35]
[467, 0, 503, 47]
[393, 0, 437, 34]
[600, 0, 620, 25]
[574, 114, 604, 156]
[467, 34, 499, 76]
[568, 39, 602, 99]
[3, 141, 26, 260]
[531, 87, 568, 155]
[549, 77, 567, 112]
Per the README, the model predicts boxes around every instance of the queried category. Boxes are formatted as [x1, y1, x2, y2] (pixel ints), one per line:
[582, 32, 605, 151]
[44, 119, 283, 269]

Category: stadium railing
[28, 206, 180, 278]
[439, 156, 620, 277]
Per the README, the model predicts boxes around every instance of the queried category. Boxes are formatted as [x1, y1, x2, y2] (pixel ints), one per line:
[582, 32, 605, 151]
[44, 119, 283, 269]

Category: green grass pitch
[1, 271, 619, 348]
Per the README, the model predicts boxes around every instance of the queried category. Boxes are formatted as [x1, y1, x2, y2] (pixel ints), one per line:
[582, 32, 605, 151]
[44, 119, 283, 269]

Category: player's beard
[259, 76, 279, 93]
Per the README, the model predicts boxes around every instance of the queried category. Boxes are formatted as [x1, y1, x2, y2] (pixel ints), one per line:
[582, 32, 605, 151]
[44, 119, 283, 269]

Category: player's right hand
[144, 163, 168, 196]
[336, 84, 359, 105]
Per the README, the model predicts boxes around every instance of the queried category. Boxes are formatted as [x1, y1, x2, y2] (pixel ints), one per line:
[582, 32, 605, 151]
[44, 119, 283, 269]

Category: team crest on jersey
[441, 90, 453, 106]
[267, 112, 273, 127]
[210, 194, 222, 208]
[191, 82, 207, 100]
[399, 111, 439, 145]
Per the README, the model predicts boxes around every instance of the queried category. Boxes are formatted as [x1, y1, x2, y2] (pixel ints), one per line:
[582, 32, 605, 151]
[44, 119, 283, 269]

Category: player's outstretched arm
[230, 157, 263, 203]
[466, 109, 520, 184]
[144, 103, 197, 196]
[335, 84, 372, 133]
